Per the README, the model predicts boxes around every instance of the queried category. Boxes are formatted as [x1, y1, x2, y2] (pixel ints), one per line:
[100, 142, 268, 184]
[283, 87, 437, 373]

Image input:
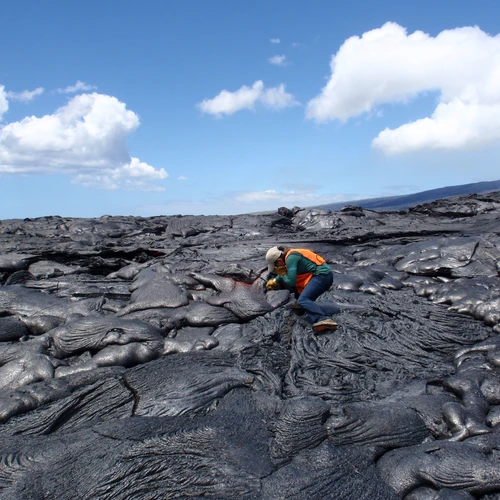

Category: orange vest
[284, 248, 326, 293]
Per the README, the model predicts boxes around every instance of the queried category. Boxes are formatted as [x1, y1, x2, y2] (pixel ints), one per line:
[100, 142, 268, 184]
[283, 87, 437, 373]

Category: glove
[266, 278, 280, 290]
[275, 265, 287, 277]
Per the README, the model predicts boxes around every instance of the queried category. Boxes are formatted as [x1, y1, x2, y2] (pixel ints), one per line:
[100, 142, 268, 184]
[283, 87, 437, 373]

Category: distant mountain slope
[314, 179, 500, 212]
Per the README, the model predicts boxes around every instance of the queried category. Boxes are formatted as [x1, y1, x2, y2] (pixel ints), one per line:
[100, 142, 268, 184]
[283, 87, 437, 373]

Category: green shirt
[276, 251, 331, 288]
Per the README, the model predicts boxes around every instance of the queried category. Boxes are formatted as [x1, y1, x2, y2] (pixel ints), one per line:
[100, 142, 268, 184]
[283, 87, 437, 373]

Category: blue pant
[297, 273, 334, 324]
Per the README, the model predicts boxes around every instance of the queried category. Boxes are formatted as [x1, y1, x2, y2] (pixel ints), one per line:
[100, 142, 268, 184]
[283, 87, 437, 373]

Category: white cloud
[122, 179, 166, 192]
[57, 80, 97, 94]
[197, 80, 299, 117]
[373, 100, 500, 153]
[177, 175, 188, 180]
[0, 86, 8, 121]
[306, 22, 500, 153]
[270, 38, 280, 44]
[120, 157, 166, 179]
[0, 92, 168, 190]
[234, 188, 344, 207]
[71, 173, 120, 190]
[269, 55, 287, 66]
[260, 84, 297, 108]
[6, 87, 44, 102]
[236, 189, 294, 203]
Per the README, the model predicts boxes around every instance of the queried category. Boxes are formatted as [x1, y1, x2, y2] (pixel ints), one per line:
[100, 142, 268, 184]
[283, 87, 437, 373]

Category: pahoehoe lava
[1, 192, 500, 498]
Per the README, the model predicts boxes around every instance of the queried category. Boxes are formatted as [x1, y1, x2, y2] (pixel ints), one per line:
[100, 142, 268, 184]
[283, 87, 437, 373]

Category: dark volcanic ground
[1, 192, 500, 499]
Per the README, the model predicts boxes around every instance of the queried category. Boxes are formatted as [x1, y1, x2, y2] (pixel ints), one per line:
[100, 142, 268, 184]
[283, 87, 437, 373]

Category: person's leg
[297, 274, 333, 324]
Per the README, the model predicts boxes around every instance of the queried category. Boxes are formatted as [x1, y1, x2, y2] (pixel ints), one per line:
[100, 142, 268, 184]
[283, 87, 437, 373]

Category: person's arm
[276, 253, 300, 288]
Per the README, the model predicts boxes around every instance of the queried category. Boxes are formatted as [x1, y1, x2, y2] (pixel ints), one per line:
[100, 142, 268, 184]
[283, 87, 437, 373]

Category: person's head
[266, 246, 287, 272]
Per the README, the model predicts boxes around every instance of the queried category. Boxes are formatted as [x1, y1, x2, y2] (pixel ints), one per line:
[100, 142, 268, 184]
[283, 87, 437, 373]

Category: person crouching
[265, 246, 338, 333]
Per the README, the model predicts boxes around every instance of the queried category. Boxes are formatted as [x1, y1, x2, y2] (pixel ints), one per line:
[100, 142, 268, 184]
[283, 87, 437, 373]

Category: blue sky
[1, 0, 500, 218]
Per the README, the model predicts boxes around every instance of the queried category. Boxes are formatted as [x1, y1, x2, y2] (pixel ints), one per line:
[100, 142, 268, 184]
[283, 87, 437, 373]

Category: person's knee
[297, 295, 309, 307]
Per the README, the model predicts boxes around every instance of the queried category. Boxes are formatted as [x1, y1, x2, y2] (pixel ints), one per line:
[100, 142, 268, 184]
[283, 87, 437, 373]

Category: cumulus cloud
[57, 80, 97, 94]
[306, 22, 500, 154]
[269, 55, 287, 66]
[0, 86, 8, 121]
[0, 92, 168, 190]
[373, 100, 500, 153]
[270, 38, 280, 44]
[6, 87, 44, 102]
[197, 80, 299, 117]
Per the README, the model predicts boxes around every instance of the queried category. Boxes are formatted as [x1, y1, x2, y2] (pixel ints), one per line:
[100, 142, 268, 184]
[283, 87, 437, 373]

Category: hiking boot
[312, 318, 338, 333]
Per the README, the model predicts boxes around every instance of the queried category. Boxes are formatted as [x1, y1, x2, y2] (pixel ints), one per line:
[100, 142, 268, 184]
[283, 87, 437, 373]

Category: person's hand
[275, 265, 287, 276]
[266, 278, 279, 290]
